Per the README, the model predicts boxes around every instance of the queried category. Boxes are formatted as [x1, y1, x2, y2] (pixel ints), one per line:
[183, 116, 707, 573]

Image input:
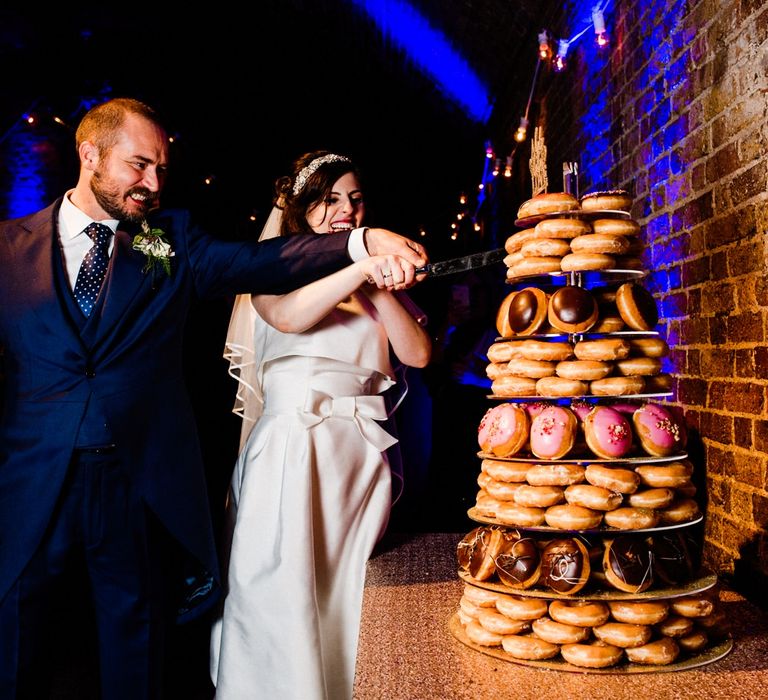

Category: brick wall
[542, 0, 768, 597]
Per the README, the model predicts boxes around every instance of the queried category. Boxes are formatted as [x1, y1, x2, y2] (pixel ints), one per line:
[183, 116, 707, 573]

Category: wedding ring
[383, 272, 392, 278]
[366, 275, 374, 284]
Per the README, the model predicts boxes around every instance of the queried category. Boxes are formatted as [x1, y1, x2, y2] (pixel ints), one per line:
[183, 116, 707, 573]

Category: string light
[514, 116, 529, 143]
[485, 141, 494, 158]
[592, 7, 609, 48]
[553, 38, 570, 72]
[459, 193, 467, 205]
[492, 158, 501, 177]
[537, 30, 552, 61]
[504, 156, 513, 177]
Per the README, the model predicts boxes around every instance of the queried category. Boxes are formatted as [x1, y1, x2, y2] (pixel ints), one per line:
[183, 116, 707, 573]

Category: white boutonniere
[132, 220, 175, 276]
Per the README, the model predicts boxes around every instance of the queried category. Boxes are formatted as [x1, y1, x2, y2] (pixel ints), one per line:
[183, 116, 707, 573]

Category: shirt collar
[59, 191, 120, 241]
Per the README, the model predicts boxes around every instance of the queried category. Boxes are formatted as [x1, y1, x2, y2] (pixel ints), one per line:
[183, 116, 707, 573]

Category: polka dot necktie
[73, 223, 113, 316]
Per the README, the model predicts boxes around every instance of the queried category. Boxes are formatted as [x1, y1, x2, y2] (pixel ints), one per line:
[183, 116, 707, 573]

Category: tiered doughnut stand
[449, 194, 733, 673]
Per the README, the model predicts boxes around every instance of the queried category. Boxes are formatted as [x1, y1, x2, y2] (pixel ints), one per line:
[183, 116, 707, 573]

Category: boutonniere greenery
[132, 220, 175, 277]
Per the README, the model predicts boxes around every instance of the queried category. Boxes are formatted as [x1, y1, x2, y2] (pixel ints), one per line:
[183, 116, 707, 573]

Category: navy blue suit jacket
[0, 199, 352, 604]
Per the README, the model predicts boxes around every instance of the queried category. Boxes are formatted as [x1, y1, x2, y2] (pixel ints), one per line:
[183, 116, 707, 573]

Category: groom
[0, 97, 426, 699]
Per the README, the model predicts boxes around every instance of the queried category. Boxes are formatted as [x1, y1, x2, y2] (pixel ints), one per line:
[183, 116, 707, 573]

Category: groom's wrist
[348, 227, 370, 262]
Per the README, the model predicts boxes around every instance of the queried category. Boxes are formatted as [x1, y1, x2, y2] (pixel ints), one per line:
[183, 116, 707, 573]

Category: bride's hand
[359, 255, 416, 290]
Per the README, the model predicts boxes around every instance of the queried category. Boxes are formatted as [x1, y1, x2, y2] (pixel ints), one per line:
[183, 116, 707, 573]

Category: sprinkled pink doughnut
[583, 406, 633, 459]
[478, 403, 530, 457]
[529, 405, 577, 459]
[633, 403, 687, 456]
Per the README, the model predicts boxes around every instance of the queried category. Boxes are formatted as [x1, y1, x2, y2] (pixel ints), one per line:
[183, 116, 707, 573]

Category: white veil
[223, 205, 283, 452]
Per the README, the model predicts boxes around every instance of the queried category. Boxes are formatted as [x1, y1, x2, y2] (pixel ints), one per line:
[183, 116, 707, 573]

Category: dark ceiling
[1, 1, 568, 253]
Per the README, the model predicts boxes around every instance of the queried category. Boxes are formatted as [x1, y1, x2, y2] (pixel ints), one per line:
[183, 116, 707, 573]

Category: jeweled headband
[291, 153, 351, 195]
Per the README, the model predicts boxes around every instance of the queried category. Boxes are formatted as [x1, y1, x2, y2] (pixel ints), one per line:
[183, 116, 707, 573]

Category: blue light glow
[349, 0, 493, 122]
[5, 129, 48, 218]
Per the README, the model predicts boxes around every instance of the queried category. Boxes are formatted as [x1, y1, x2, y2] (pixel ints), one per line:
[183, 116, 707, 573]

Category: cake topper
[530, 125, 548, 195]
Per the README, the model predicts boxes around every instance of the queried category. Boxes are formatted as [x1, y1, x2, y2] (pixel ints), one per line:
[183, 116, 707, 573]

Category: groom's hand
[364, 228, 428, 270]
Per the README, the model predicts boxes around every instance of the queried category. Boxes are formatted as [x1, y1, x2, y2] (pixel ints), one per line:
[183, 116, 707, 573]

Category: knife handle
[415, 265, 431, 275]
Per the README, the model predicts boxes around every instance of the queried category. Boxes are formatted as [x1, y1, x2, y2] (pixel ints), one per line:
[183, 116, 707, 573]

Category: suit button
[85, 365, 95, 378]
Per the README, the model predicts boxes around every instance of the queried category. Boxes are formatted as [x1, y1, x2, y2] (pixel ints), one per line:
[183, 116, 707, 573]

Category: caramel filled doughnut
[536, 376, 588, 398]
[590, 376, 646, 396]
[517, 192, 580, 219]
[560, 642, 624, 668]
[635, 461, 694, 488]
[678, 630, 708, 653]
[574, 338, 630, 361]
[501, 287, 550, 337]
[608, 600, 669, 625]
[593, 622, 652, 648]
[670, 595, 715, 618]
[544, 504, 603, 531]
[628, 336, 670, 358]
[614, 356, 662, 376]
[482, 458, 531, 483]
[580, 189, 633, 212]
[616, 282, 659, 331]
[521, 237, 572, 258]
[487, 341, 521, 363]
[504, 227, 538, 254]
[570, 233, 630, 255]
[547, 286, 598, 333]
[477, 608, 531, 636]
[484, 479, 524, 502]
[478, 403, 530, 457]
[584, 464, 640, 494]
[462, 583, 502, 608]
[514, 484, 565, 508]
[591, 217, 641, 236]
[624, 637, 680, 665]
[633, 403, 687, 456]
[519, 339, 574, 361]
[556, 360, 613, 381]
[564, 484, 622, 511]
[549, 599, 610, 627]
[583, 406, 634, 459]
[495, 502, 547, 528]
[465, 619, 503, 646]
[532, 617, 590, 645]
[656, 615, 694, 638]
[508, 256, 563, 279]
[560, 252, 616, 272]
[495, 594, 549, 621]
[529, 405, 577, 459]
[627, 487, 675, 510]
[504, 358, 557, 379]
[657, 498, 700, 524]
[540, 538, 591, 594]
[495, 536, 541, 589]
[603, 506, 659, 530]
[501, 634, 560, 660]
[526, 463, 585, 486]
[534, 217, 592, 239]
[492, 375, 538, 397]
[603, 535, 654, 593]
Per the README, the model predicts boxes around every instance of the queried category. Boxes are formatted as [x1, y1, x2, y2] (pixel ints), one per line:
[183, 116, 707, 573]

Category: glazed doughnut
[540, 538, 591, 594]
[525, 462, 586, 486]
[547, 286, 598, 333]
[615, 356, 662, 377]
[504, 287, 550, 336]
[574, 338, 630, 361]
[521, 237, 572, 258]
[591, 314, 626, 333]
[603, 506, 660, 530]
[677, 630, 709, 653]
[529, 405, 578, 459]
[478, 403, 530, 456]
[560, 252, 616, 272]
[556, 359, 613, 381]
[570, 233, 630, 255]
[477, 470, 493, 491]
[501, 634, 560, 660]
[495, 502, 547, 528]
[495, 536, 542, 589]
[696, 609, 728, 635]
[474, 491, 502, 517]
[603, 535, 654, 593]
[608, 600, 670, 625]
[549, 599, 610, 627]
[532, 617, 590, 645]
[504, 251, 524, 269]
[675, 480, 697, 498]
[633, 403, 687, 456]
[624, 637, 680, 665]
[564, 484, 622, 511]
[514, 484, 565, 508]
[580, 189, 633, 212]
[485, 362, 507, 380]
[482, 458, 531, 483]
[504, 227, 538, 253]
[462, 583, 502, 608]
[509, 256, 563, 279]
[657, 498, 700, 524]
[457, 608, 474, 627]
[644, 373, 674, 393]
[465, 619, 503, 646]
[517, 192, 580, 220]
[495, 594, 549, 621]
[593, 622, 652, 648]
[544, 504, 603, 530]
[615, 256, 644, 270]
[487, 341, 521, 363]
[656, 615, 694, 638]
[635, 461, 694, 488]
[492, 375, 538, 397]
[627, 487, 675, 510]
[590, 376, 646, 396]
[559, 642, 624, 669]
[534, 217, 592, 239]
[628, 336, 670, 358]
[484, 479, 524, 502]
[591, 217, 641, 236]
[584, 464, 641, 494]
[477, 608, 531, 636]
[615, 282, 659, 331]
[459, 595, 482, 619]
[536, 376, 588, 397]
[504, 358, 557, 378]
[519, 339, 574, 361]
[624, 237, 644, 256]
[670, 595, 715, 618]
[583, 406, 634, 459]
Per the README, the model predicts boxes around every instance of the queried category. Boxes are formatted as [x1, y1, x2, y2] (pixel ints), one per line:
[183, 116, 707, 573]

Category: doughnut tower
[450, 190, 732, 672]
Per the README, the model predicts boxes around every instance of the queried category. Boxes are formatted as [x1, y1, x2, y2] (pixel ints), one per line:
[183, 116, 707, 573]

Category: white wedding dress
[209, 292, 398, 700]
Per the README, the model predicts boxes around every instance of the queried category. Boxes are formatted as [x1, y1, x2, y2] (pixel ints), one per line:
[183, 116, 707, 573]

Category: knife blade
[415, 247, 506, 277]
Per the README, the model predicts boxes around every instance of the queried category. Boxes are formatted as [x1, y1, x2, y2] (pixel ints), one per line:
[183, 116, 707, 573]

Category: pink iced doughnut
[569, 399, 594, 423]
[529, 405, 577, 459]
[524, 401, 552, 420]
[633, 403, 687, 456]
[478, 403, 530, 457]
[583, 405, 633, 459]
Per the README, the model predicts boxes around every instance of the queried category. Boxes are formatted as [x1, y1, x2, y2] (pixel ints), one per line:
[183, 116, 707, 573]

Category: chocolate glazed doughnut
[547, 286, 598, 333]
[603, 535, 655, 593]
[540, 538, 591, 595]
[495, 536, 542, 589]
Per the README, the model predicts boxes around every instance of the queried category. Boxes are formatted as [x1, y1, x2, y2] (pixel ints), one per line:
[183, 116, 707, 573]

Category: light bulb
[504, 156, 512, 178]
[554, 39, 570, 72]
[537, 30, 552, 61]
[485, 141, 494, 158]
[592, 8, 609, 48]
[492, 158, 501, 177]
[514, 116, 529, 143]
